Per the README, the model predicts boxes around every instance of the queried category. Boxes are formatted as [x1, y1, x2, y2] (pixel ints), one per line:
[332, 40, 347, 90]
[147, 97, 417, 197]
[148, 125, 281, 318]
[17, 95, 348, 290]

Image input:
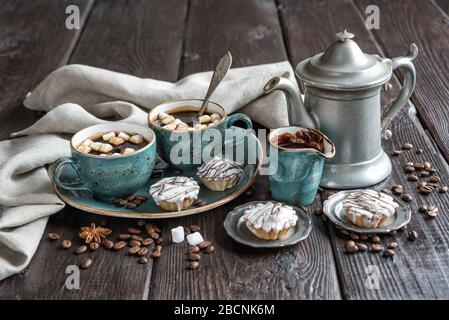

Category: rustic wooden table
[1, 0, 449, 300]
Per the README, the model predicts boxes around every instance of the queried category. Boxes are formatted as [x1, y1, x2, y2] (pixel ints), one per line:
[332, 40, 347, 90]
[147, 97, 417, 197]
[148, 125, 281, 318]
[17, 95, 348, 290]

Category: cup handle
[226, 113, 253, 130]
[51, 157, 92, 193]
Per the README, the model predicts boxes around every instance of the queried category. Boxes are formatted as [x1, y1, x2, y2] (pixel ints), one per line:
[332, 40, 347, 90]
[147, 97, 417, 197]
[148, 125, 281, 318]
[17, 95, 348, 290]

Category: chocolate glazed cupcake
[197, 157, 244, 192]
[149, 176, 199, 211]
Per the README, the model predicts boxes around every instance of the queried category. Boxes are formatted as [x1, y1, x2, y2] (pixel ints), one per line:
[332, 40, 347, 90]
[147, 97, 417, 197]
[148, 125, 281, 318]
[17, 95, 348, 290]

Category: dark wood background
[0, 0, 449, 300]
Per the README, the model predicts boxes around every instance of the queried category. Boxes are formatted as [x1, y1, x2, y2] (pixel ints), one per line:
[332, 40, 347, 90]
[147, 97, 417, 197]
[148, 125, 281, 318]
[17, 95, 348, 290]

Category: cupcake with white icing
[342, 189, 398, 228]
[197, 157, 244, 191]
[242, 201, 298, 240]
[149, 176, 199, 212]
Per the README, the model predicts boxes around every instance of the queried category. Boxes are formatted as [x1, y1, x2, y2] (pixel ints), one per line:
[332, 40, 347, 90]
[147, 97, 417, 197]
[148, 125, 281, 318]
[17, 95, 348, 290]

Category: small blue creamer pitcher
[268, 127, 335, 206]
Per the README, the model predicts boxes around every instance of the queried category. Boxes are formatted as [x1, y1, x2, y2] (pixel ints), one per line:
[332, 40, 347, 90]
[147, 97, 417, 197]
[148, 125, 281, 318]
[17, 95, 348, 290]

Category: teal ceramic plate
[223, 201, 312, 248]
[48, 127, 263, 219]
[323, 190, 411, 234]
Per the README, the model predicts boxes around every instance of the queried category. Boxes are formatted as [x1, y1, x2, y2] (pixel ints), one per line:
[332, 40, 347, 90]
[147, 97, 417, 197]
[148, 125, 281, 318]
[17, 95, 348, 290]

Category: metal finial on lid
[335, 30, 354, 41]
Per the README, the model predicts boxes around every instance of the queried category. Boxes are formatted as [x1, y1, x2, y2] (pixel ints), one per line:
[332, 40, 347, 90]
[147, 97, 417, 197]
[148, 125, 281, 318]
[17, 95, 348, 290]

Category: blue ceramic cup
[148, 99, 252, 169]
[268, 127, 335, 206]
[51, 123, 157, 199]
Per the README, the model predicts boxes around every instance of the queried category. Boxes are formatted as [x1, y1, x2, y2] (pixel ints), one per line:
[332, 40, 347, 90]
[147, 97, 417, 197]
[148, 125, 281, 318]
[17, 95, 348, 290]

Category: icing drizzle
[149, 176, 199, 210]
[242, 202, 298, 232]
[197, 157, 244, 181]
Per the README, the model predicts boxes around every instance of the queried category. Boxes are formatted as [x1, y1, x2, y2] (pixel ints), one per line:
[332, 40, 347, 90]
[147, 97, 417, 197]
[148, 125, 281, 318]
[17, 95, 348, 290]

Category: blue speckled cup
[148, 99, 252, 169]
[268, 127, 335, 206]
[52, 123, 157, 199]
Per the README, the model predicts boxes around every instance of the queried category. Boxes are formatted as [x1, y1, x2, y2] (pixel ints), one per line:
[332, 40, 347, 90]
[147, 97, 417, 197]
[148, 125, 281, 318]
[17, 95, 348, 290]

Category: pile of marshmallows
[171, 226, 204, 245]
[76, 131, 144, 156]
[157, 112, 222, 131]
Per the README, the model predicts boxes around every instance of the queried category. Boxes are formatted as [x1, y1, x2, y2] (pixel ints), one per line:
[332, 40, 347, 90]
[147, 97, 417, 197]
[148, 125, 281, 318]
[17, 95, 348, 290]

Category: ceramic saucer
[223, 201, 312, 248]
[323, 190, 411, 234]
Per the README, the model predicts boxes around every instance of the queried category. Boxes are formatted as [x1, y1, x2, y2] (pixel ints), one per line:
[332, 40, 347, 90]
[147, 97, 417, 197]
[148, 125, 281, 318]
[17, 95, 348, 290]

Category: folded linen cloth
[0, 61, 296, 281]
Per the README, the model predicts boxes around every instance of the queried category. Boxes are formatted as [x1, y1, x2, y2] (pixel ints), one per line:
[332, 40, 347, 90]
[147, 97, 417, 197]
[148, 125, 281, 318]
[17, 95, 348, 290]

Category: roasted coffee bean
[439, 186, 448, 193]
[126, 202, 137, 209]
[402, 143, 413, 150]
[129, 246, 140, 255]
[371, 244, 384, 252]
[188, 261, 200, 270]
[89, 242, 100, 251]
[102, 239, 114, 249]
[404, 166, 415, 173]
[245, 188, 254, 196]
[407, 175, 418, 182]
[381, 187, 392, 194]
[62, 240, 72, 249]
[421, 170, 430, 177]
[188, 253, 201, 261]
[419, 186, 434, 194]
[314, 208, 323, 216]
[75, 245, 87, 254]
[128, 227, 141, 235]
[194, 199, 207, 207]
[392, 150, 402, 156]
[131, 235, 143, 241]
[80, 257, 93, 269]
[391, 184, 403, 191]
[149, 232, 159, 240]
[346, 245, 358, 254]
[408, 230, 418, 241]
[198, 241, 212, 249]
[371, 235, 381, 243]
[138, 257, 149, 264]
[399, 225, 408, 232]
[430, 176, 440, 183]
[129, 240, 141, 247]
[155, 237, 163, 245]
[138, 247, 149, 256]
[155, 244, 162, 252]
[419, 204, 428, 213]
[204, 245, 215, 254]
[428, 168, 437, 174]
[112, 198, 122, 204]
[418, 181, 427, 188]
[152, 225, 161, 234]
[141, 238, 154, 247]
[406, 162, 414, 167]
[414, 163, 425, 170]
[119, 233, 131, 240]
[118, 199, 128, 206]
[345, 240, 356, 248]
[135, 195, 148, 201]
[340, 229, 350, 236]
[356, 243, 368, 252]
[48, 232, 60, 241]
[183, 226, 191, 236]
[350, 233, 360, 241]
[416, 148, 424, 154]
[189, 226, 200, 234]
[360, 234, 368, 241]
[127, 195, 136, 201]
[132, 199, 142, 206]
[427, 205, 438, 218]
[187, 246, 200, 254]
[145, 223, 155, 234]
[401, 193, 413, 202]
[152, 250, 161, 259]
[383, 249, 395, 258]
[423, 161, 431, 170]
[137, 219, 146, 227]
[113, 241, 126, 250]
[393, 187, 403, 195]
[388, 242, 399, 250]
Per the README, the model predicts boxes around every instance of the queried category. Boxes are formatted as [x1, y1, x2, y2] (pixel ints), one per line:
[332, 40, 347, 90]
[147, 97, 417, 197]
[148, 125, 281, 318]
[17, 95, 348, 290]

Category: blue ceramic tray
[48, 127, 263, 219]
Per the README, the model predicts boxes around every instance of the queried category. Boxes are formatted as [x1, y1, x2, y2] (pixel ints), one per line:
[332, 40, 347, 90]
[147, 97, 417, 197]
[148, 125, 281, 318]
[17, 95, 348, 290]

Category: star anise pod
[79, 223, 112, 244]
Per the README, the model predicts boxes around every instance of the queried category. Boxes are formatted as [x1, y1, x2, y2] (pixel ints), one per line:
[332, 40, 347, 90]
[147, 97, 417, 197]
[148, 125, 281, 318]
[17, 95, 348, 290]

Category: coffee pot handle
[381, 43, 418, 139]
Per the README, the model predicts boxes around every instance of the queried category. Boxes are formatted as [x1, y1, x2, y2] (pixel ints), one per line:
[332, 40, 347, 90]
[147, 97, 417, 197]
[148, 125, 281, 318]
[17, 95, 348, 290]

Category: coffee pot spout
[264, 72, 317, 129]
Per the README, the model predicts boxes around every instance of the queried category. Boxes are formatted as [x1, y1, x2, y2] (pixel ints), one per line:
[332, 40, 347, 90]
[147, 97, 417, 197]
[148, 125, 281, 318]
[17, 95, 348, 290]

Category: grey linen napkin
[0, 61, 296, 280]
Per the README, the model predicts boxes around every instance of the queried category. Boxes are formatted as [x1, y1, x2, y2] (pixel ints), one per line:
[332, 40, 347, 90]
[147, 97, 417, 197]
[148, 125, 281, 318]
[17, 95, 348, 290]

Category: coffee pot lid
[295, 30, 392, 90]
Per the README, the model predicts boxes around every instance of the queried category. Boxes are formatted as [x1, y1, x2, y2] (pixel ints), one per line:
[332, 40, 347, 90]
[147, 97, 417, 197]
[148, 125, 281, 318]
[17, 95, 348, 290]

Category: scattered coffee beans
[48, 233, 60, 241]
[408, 230, 418, 241]
[427, 205, 438, 218]
[371, 235, 381, 243]
[129, 246, 140, 255]
[204, 245, 215, 254]
[388, 242, 399, 250]
[129, 239, 141, 247]
[407, 175, 418, 182]
[392, 150, 402, 156]
[138, 247, 149, 256]
[416, 148, 424, 154]
[62, 240, 72, 249]
[371, 244, 384, 252]
[356, 243, 368, 252]
[198, 241, 212, 250]
[89, 242, 100, 251]
[188, 246, 200, 254]
[383, 249, 395, 258]
[113, 241, 126, 250]
[188, 253, 201, 261]
[189, 225, 201, 233]
[401, 193, 413, 202]
[194, 199, 207, 207]
[402, 143, 413, 150]
[418, 204, 428, 213]
[141, 238, 154, 246]
[75, 245, 87, 255]
[188, 261, 200, 270]
[152, 249, 161, 259]
[102, 239, 114, 249]
[128, 227, 141, 235]
[80, 257, 93, 269]
[314, 208, 323, 216]
[439, 186, 448, 193]
[138, 257, 148, 264]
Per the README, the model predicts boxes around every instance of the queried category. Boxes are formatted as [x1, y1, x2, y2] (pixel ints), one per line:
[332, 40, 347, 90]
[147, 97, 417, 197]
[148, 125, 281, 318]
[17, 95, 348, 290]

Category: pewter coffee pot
[264, 30, 418, 189]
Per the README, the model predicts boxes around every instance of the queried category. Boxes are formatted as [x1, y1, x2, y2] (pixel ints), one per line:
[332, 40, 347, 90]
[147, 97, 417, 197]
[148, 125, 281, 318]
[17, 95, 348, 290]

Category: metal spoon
[198, 51, 232, 116]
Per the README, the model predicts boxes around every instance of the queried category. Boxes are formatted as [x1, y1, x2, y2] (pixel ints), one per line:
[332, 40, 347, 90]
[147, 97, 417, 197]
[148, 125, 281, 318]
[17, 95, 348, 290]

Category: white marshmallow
[210, 113, 221, 122]
[186, 232, 204, 246]
[163, 122, 178, 131]
[158, 112, 169, 120]
[194, 124, 207, 130]
[161, 115, 175, 125]
[81, 139, 93, 147]
[117, 132, 130, 141]
[198, 115, 211, 124]
[171, 226, 185, 243]
[109, 137, 125, 146]
[99, 143, 113, 153]
[102, 132, 116, 141]
[129, 135, 144, 144]
[123, 148, 135, 155]
[77, 145, 91, 154]
[89, 142, 102, 152]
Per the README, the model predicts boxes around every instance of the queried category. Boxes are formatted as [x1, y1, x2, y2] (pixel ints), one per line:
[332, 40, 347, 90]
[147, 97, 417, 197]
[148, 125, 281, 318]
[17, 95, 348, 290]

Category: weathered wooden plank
[0, 0, 188, 299]
[148, 0, 341, 300]
[355, 0, 449, 164]
[435, 0, 449, 14]
[0, 0, 94, 139]
[279, 0, 449, 299]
